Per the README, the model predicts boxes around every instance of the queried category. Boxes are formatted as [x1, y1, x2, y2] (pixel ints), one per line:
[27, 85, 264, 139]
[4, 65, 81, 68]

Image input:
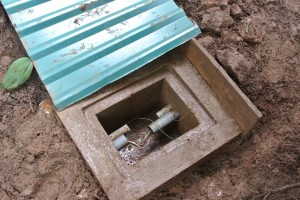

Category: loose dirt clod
[216, 49, 253, 83]
[230, 4, 243, 18]
[201, 0, 219, 9]
[238, 17, 266, 44]
[201, 10, 234, 34]
[220, 29, 243, 43]
[197, 35, 215, 48]
[220, 0, 229, 10]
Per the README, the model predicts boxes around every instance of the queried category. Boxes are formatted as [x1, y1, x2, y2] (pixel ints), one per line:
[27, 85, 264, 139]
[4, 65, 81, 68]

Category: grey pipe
[149, 111, 180, 133]
[156, 105, 173, 118]
[112, 135, 129, 150]
[110, 124, 130, 141]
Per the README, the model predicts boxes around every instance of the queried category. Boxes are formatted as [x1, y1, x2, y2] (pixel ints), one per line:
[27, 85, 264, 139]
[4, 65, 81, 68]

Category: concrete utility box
[57, 40, 262, 200]
[1, 0, 261, 199]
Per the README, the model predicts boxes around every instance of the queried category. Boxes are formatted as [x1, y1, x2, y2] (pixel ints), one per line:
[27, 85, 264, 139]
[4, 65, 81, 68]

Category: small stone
[201, 0, 219, 9]
[230, 4, 243, 18]
[198, 36, 215, 48]
[201, 10, 234, 34]
[0, 55, 13, 67]
[220, 0, 229, 10]
[216, 49, 252, 83]
[77, 188, 90, 199]
[238, 18, 266, 44]
[39, 99, 54, 118]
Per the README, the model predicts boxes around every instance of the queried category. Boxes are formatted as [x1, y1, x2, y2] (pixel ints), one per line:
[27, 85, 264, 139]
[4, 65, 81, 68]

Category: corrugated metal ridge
[17, 0, 114, 36]
[2, 0, 201, 110]
[3, 0, 49, 14]
[42, 9, 186, 83]
[29, 0, 177, 59]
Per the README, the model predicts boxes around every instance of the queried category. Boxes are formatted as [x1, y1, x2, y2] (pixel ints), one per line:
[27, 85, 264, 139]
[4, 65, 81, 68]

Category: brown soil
[1, 0, 299, 199]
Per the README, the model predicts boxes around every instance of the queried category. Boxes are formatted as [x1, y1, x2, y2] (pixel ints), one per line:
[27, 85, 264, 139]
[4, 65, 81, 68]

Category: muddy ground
[0, 0, 299, 199]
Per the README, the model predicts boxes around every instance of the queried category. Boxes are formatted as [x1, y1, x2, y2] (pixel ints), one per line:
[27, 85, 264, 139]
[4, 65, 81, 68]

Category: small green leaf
[1, 57, 33, 90]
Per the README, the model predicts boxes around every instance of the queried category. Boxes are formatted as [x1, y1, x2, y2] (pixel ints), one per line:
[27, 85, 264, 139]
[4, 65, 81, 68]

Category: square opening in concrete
[96, 79, 199, 164]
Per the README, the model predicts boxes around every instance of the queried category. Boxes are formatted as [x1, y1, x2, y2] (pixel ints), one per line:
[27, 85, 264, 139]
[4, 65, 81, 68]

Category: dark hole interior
[97, 79, 199, 165]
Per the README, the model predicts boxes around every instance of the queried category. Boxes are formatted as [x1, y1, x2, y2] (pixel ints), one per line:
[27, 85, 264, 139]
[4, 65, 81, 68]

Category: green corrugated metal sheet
[2, 0, 201, 110]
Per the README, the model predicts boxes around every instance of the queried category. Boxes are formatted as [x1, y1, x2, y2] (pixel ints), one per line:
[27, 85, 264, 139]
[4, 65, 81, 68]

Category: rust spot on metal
[80, 0, 103, 12]
[80, 43, 85, 50]
[60, 49, 78, 57]
[80, 3, 90, 11]
[161, 15, 168, 20]
[74, 18, 80, 25]
[53, 59, 65, 63]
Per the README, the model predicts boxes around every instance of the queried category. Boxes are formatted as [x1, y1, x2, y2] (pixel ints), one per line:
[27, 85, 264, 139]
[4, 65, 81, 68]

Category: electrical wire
[127, 117, 174, 140]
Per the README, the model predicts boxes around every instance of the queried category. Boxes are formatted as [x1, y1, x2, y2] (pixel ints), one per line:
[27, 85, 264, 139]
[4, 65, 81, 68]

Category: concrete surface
[57, 46, 254, 199]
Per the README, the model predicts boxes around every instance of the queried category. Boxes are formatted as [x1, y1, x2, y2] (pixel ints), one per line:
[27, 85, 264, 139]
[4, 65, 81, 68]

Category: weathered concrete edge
[143, 128, 242, 200]
[180, 39, 262, 134]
